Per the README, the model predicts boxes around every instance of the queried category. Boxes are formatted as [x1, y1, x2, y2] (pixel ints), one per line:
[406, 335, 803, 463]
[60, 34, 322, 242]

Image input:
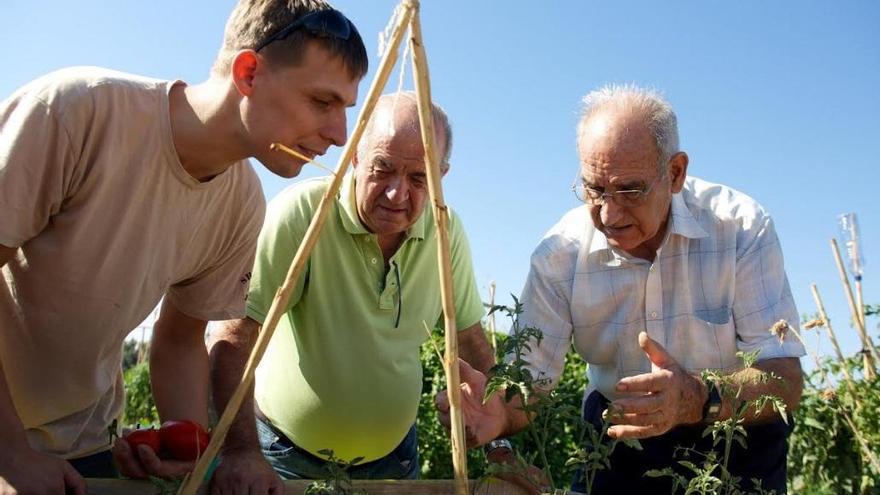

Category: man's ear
[668, 152, 689, 193]
[440, 163, 450, 177]
[230, 50, 260, 97]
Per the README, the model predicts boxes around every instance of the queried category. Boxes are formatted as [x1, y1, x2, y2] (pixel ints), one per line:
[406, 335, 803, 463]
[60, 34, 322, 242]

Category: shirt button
[650, 311, 658, 318]
[371, 258, 378, 264]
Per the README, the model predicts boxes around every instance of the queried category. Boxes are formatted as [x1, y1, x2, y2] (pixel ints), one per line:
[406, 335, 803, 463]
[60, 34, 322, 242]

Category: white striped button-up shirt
[519, 177, 805, 400]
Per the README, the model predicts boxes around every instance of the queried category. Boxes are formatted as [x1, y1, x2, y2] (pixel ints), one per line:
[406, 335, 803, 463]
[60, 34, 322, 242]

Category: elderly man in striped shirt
[444, 84, 805, 494]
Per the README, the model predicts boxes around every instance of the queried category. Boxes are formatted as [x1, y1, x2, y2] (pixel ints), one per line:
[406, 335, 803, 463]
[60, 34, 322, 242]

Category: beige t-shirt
[0, 67, 266, 458]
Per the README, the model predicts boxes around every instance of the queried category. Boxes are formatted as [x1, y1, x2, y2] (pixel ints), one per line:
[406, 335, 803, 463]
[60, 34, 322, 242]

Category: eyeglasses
[255, 9, 357, 52]
[572, 174, 664, 207]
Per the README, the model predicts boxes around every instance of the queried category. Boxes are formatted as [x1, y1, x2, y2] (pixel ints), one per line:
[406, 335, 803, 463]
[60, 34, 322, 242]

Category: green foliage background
[416, 327, 588, 486]
[122, 314, 880, 493]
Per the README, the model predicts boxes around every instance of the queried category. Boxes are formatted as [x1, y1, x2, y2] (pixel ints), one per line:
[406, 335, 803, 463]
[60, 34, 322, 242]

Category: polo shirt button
[371, 258, 378, 264]
[650, 311, 658, 318]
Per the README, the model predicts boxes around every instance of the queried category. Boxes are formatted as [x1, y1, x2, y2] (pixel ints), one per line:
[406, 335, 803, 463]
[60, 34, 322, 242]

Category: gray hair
[576, 84, 679, 173]
[358, 91, 453, 167]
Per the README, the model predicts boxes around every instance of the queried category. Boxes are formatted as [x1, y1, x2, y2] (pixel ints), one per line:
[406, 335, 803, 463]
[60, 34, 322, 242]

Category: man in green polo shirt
[208, 92, 495, 491]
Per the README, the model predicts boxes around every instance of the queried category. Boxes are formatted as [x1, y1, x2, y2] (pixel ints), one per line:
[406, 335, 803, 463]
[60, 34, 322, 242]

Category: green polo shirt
[248, 173, 484, 463]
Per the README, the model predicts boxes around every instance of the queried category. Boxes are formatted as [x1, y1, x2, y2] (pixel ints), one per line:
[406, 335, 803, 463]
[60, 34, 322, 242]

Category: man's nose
[321, 109, 348, 147]
[385, 174, 410, 203]
[599, 200, 624, 225]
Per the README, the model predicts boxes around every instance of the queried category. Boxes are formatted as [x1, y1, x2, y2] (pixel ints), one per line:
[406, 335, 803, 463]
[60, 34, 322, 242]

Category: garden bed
[85, 477, 575, 494]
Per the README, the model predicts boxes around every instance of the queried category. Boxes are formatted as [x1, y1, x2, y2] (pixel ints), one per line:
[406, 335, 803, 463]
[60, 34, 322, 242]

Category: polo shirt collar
[337, 172, 428, 240]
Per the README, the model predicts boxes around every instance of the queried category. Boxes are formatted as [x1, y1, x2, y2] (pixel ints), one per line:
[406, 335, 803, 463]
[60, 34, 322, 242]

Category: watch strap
[483, 438, 513, 455]
[701, 379, 722, 422]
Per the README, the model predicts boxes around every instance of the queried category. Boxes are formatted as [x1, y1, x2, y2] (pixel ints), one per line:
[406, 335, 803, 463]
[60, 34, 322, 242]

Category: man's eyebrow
[371, 156, 391, 168]
[317, 90, 357, 108]
[615, 180, 647, 190]
[582, 178, 601, 188]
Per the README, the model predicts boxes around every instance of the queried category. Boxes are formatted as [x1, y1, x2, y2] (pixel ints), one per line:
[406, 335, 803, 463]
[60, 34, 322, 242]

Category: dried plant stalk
[810, 284, 858, 399]
[830, 239, 878, 378]
[409, 7, 469, 495]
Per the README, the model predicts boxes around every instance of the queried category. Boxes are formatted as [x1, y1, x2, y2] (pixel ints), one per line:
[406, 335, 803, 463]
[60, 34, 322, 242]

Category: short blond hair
[212, 0, 367, 79]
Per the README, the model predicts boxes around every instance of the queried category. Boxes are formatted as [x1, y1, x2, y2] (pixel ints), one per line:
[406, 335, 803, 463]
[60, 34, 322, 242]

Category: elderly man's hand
[606, 332, 706, 440]
[435, 358, 508, 448]
[210, 447, 284, 495]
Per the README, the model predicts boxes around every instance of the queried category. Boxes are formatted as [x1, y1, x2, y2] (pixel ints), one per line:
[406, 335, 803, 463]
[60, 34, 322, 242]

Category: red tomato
[123, 428, 161, 453]
[159, 420, 210, 461]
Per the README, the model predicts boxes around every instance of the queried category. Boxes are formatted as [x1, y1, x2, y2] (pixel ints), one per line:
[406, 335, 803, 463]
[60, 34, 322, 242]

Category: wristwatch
[701, 379, 722, 422]
[483, 438, 513, 455]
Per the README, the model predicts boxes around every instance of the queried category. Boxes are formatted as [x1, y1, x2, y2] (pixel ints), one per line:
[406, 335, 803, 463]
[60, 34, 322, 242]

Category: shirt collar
[668, 191, 710, 240]
[587, 191, 709, 265]
[337, 172, 428, 240]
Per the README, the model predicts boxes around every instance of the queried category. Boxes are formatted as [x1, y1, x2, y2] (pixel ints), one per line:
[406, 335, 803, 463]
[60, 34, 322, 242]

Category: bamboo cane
[488, 281, 497, 352]
[408, 8, 469, 495]
[855, 277, 866, 330]
[177, 5, 417, 494]
[830, 239, 878, 378]
[810, 284, 858, 400]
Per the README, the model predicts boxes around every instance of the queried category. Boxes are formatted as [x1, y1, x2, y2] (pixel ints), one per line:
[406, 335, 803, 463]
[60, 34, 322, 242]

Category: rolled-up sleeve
[732, 215, 805, 361]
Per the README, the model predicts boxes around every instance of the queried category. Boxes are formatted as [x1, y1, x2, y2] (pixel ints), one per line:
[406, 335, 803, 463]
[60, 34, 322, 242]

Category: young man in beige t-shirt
[0, 2, 366, 494]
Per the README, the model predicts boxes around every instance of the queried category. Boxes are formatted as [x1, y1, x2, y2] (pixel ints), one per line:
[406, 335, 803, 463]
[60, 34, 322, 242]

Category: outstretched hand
[606, 332, 705, 440]
[435, 358, 508, 448]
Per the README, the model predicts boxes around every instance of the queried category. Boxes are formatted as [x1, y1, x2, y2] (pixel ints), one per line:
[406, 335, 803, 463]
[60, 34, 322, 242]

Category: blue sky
[3, 1, 878, 363]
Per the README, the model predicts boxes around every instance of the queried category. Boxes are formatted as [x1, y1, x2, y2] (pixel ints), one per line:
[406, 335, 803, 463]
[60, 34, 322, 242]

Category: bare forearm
[208, 318, 261, 450]
[150, 303, 210, 427]
[717, 357, 803, 424]
[150, 341, 209, 426]
[458, 323, 496, 375]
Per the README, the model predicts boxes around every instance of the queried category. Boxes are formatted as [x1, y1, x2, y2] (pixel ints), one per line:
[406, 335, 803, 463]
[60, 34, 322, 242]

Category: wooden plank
[86, 477, 546, 494]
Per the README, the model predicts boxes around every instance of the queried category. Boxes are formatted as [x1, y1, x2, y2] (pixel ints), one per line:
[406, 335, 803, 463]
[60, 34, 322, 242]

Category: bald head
[358, 91, 452, 168]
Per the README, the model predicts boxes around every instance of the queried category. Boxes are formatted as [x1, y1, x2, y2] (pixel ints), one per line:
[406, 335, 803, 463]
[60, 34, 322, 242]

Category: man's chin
[267, 160, 305, 179]
[369, 220, 412, 237]
[605, 236, 637, 252]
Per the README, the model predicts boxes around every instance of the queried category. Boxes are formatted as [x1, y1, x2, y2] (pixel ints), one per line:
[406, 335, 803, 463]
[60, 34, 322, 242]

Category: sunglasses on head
[255, 9, 357, 52]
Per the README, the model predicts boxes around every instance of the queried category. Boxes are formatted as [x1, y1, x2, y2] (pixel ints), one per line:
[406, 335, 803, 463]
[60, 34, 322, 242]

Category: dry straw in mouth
[270, 143, 337, 176]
